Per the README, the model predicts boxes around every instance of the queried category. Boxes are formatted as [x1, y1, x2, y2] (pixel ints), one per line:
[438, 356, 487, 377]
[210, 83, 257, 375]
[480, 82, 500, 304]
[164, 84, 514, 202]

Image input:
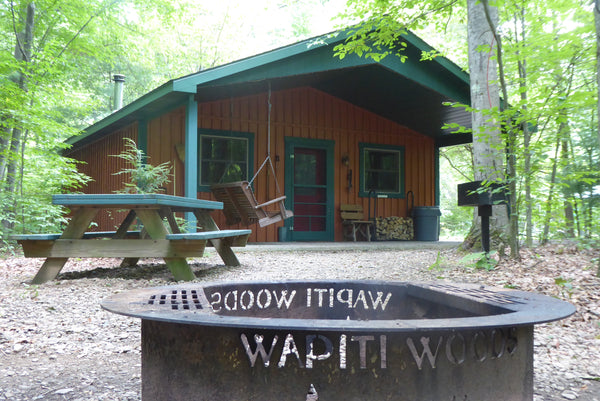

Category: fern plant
[111, 138, 171, 194]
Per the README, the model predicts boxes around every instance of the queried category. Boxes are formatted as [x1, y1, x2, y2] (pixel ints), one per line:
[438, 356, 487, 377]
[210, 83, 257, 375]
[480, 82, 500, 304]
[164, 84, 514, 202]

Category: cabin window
[198, 130, 254, 191]
[359, 143, 405, 198]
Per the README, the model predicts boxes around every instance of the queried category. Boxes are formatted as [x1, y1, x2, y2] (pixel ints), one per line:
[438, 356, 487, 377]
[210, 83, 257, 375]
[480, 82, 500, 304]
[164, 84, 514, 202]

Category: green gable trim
[379, 47, 469, 104]
[197, 45, 373, 90]
[173, 32, 347, 93]
[401, 31, 469, 86]
[71, 27, 472, 152]
[67, 83, 175, 147]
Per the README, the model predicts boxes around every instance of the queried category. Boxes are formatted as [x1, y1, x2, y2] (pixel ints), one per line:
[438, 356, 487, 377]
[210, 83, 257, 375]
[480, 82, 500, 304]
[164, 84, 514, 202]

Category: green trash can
[412, 206, 441, 241]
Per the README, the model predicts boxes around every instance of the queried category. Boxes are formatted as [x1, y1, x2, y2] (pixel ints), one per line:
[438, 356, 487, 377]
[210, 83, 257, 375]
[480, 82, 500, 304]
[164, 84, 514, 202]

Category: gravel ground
[0, 243, 598, 400]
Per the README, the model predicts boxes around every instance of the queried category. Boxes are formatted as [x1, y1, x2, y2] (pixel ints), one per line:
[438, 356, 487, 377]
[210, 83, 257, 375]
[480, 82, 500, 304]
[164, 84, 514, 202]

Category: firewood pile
[374, 217, 414, 240]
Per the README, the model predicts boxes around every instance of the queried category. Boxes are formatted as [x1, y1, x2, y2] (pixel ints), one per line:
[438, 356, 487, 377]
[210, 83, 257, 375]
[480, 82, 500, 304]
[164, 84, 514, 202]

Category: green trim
[184, 95, 198, 199]
[174, 32, 346, 92]
[67, 83, 175, 146]
[401, 31, 469, 86]
[358, 142, 405, 199]
[197, 129, 255, 193]
[71, 27, 472, 150]
[435, 146, 440, 206]
[380, 51, 469, 105]
[284, 137, 335, 242]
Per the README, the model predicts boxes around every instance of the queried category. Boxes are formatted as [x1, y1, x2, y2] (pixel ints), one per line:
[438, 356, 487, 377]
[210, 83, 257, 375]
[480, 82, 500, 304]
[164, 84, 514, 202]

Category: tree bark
[463, 0, 510, 253]
[595, 0, 600, 147]
[560, 119, 575, 238]
[541, 135, 562, 245]
[2, 3, 35, 231]
[515, 7, 533, 248]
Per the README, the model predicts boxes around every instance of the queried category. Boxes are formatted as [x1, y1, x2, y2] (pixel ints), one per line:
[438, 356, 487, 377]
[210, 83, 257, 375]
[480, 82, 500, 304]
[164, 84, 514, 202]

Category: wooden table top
[52, 194, 223, 211]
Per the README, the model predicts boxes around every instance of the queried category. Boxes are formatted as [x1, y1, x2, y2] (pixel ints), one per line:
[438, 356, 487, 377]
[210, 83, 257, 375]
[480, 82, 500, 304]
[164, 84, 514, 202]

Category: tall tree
[0, 0, 180, 235]
[596, 0, 600, 147]
[464, 0, 512, 255]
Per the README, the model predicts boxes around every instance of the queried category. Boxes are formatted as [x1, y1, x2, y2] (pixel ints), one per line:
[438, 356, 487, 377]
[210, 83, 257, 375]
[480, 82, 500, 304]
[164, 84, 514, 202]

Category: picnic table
[11, 194, 251, 284]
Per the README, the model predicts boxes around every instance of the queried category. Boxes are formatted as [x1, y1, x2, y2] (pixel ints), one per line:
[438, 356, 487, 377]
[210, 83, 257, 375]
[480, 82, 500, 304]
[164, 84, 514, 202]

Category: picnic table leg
[31, 208, 99, 284]
[194, 211, 241, 267]
[116, 210, 141, 268]
[159, 207, 180, 233]
[135, 209, 195, 282]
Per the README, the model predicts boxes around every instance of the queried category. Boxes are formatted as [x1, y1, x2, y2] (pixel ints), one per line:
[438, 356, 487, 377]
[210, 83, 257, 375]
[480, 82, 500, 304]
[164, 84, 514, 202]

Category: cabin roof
[70, 29, 472, 149]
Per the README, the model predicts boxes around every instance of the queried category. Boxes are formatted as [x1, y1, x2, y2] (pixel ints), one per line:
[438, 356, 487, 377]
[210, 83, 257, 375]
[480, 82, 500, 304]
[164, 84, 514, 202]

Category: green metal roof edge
[67, 81, 176, 146]
[71, 27, 469, 147]
[171, 31, 347, 93]
[401, 30, 470, 85]
[69, 31, 347, 147]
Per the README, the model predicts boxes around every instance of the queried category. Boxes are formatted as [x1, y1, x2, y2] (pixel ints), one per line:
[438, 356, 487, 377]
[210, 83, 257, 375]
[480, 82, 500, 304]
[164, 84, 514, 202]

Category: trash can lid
[411, 206, 441, 216]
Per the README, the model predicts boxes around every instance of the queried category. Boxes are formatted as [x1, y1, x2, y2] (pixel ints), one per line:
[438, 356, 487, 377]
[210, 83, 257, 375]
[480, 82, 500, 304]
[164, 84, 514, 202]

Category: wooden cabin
[65, 29, 472, 242]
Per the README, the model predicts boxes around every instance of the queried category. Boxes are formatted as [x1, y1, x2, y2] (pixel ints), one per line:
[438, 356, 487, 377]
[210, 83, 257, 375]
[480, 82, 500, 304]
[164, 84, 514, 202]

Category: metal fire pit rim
[101, 279, 576, 332]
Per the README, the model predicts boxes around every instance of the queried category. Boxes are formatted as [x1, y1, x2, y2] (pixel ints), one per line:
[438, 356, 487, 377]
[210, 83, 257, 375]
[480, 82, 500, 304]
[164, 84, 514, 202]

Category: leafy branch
[111, 138, 171, 194]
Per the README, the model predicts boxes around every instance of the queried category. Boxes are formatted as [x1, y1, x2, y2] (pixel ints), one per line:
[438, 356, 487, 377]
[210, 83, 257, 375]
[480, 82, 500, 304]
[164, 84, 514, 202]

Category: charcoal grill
[102, 280, 574, 401]
[458, 180, 508, 252]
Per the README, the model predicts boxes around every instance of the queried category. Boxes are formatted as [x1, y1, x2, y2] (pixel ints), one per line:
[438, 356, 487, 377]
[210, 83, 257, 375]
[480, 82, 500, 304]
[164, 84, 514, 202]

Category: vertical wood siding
[146, 106, 186, 198]
[70, 87, 435, 242]
[195, 87, 435, 242]
[66, 124, 137, 230]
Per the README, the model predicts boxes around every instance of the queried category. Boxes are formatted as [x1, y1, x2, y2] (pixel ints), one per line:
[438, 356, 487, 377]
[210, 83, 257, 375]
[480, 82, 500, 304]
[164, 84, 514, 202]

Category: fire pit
[102, 280, 575, 401]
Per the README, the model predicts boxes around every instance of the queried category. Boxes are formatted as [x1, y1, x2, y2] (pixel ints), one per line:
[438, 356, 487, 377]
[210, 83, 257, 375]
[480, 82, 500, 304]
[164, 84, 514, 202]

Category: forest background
[0, 0, 597, 253]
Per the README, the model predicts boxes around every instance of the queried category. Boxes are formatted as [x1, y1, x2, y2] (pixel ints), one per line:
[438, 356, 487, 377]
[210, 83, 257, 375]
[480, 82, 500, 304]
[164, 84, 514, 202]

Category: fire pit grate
[147, 289, 204, 311]
[428, 283, 525, 305]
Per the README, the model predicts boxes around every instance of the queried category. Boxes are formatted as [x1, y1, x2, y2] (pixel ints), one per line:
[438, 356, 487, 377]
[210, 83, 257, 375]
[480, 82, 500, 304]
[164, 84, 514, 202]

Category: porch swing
[211, 83, 293, 228]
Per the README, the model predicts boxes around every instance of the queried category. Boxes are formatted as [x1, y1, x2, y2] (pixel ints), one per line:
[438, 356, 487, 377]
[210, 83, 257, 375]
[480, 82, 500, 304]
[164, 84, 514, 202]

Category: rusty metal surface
[101, 281, 574, 401]
[141, 320, 534, 401]
[102, 280, 575, 331]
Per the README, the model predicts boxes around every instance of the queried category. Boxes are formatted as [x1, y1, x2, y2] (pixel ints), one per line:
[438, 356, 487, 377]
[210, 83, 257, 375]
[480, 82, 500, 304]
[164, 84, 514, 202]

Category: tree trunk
[515, 7, 533, 248]
[541, 134, 561, 245]
[560, 124, 575, 238]
[462, 0, 509, 253]
[2, 3, 35, 231]
[594, 0, 600, 277]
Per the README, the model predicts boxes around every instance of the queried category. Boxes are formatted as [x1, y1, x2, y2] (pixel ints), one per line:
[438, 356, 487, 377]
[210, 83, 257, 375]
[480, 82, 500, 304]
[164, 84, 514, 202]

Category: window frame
[358, 142, 405, 198]
[197, 129, 254, 192]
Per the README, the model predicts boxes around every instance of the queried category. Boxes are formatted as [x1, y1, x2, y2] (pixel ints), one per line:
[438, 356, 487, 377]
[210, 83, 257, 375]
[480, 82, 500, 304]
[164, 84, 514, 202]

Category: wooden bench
[10, 231, 142, 241]
[340, 204, 374, 241]
[11, 229, 250, 259]
[165, 229, 251, 247]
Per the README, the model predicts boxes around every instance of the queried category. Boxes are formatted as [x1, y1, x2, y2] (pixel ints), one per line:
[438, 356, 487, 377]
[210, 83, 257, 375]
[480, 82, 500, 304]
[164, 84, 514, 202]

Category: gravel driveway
[0, 242, 598, 400]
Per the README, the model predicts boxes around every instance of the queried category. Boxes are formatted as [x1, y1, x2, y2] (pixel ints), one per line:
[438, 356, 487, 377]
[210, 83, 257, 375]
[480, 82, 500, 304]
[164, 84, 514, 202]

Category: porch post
[435, 145, 440, 206]
[184, 94, 198, 230]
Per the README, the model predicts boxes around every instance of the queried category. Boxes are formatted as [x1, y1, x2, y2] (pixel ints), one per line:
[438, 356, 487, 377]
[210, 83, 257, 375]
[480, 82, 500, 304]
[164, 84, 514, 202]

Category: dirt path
[0, 244, 598, 400]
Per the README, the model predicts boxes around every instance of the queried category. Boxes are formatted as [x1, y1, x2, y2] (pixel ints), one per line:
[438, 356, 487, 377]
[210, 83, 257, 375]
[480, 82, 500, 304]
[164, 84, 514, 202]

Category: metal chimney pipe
[112, 74, 125, 111]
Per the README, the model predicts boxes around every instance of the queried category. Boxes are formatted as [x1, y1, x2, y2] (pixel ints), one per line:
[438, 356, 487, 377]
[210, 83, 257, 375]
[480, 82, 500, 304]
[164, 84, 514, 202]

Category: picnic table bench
[11, 194, 251, 284]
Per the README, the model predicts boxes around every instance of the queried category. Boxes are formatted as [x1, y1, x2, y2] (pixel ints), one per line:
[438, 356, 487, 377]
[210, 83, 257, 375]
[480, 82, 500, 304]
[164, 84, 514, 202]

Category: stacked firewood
[375, 217, 414, 240]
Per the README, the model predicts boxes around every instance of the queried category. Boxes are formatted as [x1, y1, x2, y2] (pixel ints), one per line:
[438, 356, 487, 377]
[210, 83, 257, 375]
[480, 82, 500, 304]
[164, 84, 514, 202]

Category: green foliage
[554, 276, 574, 298]
[335, 0, 599, 249]
[460, 251, 498, 271]
[0, 0, 341, 239]
[427, 251, 447, 271]
[111, 138, 171, 194]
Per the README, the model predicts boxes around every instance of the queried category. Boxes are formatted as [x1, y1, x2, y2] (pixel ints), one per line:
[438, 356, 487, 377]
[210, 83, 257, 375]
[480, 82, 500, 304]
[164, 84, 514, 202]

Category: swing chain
[248, 81, 282, 196]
